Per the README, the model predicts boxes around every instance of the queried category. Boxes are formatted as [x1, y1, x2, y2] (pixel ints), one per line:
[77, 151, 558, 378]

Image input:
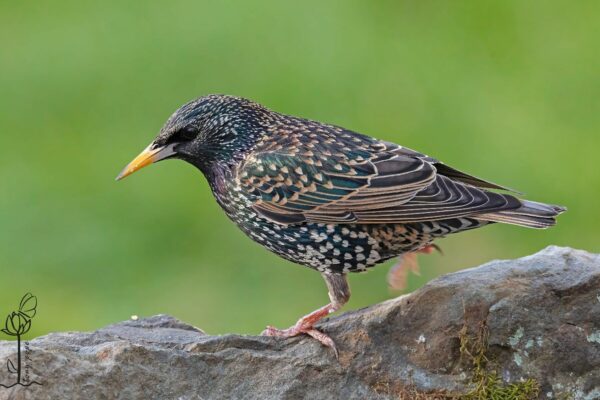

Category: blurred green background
[1, 1, 598, 339]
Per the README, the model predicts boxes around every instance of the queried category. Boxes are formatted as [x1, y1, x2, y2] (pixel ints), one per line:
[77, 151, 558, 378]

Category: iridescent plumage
[118, 94, 565, 355]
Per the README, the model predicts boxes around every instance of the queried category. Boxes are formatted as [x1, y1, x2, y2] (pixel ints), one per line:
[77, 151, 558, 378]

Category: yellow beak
[115, 143, 177, 181]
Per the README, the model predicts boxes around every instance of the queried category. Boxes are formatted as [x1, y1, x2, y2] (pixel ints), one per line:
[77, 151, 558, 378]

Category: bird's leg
[262, 273, 350, 357]
[387, 244, 442, 290]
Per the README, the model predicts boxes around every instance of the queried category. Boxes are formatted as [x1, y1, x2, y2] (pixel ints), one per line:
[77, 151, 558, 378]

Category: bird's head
[116, 94, 270, 180]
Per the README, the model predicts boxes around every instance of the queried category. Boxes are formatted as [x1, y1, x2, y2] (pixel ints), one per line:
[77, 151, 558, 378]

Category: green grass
[0, 1, 598, 339]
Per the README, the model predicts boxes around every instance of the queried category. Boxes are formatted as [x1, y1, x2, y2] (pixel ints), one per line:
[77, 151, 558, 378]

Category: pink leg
[261, 273, 350, 358]
[388, 244, 442, 290]
[262, 303, 339, 353]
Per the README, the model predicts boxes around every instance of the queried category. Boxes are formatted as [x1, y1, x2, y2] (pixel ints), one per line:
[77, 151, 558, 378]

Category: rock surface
[0, 246, 599, 400]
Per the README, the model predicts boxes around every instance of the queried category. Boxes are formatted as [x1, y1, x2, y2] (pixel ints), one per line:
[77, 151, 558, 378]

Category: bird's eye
[173, 126, 197, 142]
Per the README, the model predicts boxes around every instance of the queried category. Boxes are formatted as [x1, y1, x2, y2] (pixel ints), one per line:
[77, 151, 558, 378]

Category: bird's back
[201, 111, 564, 273]
[235, 113, 563, 229]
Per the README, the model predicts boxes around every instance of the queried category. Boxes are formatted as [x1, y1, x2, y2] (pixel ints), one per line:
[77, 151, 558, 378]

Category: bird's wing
[388, 145, 516, 192]
[238, 130, 519, 225]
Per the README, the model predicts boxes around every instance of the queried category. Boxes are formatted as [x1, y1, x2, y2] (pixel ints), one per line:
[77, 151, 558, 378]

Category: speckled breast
[213, 181, 442, 274]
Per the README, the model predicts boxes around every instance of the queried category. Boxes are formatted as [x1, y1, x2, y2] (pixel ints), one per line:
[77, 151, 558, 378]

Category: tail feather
[476, 200, 566, 229]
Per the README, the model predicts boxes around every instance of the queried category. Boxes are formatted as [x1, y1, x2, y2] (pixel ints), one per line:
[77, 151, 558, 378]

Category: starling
[117, 94, 565, 355]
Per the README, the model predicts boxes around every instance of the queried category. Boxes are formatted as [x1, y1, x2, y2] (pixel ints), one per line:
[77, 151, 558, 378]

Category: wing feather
[238, 125, 520, 225]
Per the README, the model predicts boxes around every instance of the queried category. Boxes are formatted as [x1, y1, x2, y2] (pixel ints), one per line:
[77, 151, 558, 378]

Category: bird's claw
[262, 324, 338, 359]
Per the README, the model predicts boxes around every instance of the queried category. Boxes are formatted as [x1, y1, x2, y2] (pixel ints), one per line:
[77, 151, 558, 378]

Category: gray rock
[0, 246, 598, 399]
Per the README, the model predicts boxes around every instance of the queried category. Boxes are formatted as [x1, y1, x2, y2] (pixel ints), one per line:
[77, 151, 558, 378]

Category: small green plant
[459, 321, 539, 400]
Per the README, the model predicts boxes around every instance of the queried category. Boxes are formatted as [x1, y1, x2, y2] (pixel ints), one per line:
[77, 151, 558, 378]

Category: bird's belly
[217, 190, 436, 273]
[246, 220, 438, 273]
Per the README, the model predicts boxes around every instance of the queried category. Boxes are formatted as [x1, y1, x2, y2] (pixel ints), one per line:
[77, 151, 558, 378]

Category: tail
[476, 200, 566, 229]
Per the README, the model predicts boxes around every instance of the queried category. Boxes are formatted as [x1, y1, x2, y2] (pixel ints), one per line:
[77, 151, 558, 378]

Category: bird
[116, 94, 565, 356]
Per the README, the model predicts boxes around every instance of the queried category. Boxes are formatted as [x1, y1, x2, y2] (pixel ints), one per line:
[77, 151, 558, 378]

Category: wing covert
[237, 137, 437, 224]
[237, 125, 518, 226]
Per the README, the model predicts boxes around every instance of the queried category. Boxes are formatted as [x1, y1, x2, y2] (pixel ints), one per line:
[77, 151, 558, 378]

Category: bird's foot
[388, 244, 443, 290]
[261, 304, 338, 358]
[418, 243, 443, 255]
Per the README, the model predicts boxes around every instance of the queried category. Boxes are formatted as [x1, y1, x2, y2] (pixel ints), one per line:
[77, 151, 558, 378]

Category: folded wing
[238, 129, 524, 226]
